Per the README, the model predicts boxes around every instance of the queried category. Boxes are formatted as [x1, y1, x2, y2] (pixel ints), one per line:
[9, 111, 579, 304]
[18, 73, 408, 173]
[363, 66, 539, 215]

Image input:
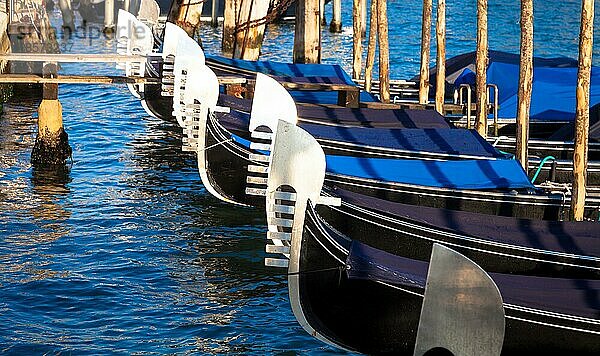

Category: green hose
[531, 156, 556, 184]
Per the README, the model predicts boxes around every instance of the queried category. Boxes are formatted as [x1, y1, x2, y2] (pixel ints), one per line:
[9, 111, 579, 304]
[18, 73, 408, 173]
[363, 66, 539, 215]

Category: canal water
[0, 1, 598, 354]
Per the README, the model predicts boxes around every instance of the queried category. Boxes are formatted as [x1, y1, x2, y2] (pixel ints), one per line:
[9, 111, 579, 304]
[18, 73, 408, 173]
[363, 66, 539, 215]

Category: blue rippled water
[0, 1, 598, 354]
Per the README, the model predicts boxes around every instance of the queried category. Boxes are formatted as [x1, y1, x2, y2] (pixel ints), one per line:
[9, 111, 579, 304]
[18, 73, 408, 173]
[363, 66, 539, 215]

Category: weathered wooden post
[364, 0, 377, 93]
[168, 0, 204, 37]
[58, 0, 74, 30]
[419, 0, 432, 104]
[571, 0, 595, 221]
[104, 0, 115, 33]
[516, 0, 533, 170]
[232, 0, 270, 60]
[223, 0, 236, 55]
[377, 0, 390, 103]
[352, 0, 364, 79]
[294, 0, 321, 63]
[211, 0, 219, 27]
[319, 0, 327, 26]
[361, 0, 367, 36]
[475, 0, 489, 137]
[330, 0, 342, 33]
[31, 63, 72, 167]
[435, 0, 446, 114]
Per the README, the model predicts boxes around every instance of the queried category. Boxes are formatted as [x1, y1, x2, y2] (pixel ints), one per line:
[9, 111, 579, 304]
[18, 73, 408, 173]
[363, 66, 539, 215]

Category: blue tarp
[231, 134, 533, 190]
[452, 51, 600, 122]
[303, 125, 508, 158]
[325, 155, 534, 190]
[207, 55, 378, 104]
[207, 54, 357, 82]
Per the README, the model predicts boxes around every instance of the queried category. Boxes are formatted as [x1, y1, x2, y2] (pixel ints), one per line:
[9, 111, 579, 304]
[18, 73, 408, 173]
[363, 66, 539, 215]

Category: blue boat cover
[207, 54, 378, 104]
[303, 124, 508, 158]
[346, 240, 600, 320]
[219, 109, 506, 158]
[325, 155, 534, 190]
[231, 134, 533, 190]
[207, 54, 356, 82]
[218, 94, 450, 128]
[450, 51, 600, 121]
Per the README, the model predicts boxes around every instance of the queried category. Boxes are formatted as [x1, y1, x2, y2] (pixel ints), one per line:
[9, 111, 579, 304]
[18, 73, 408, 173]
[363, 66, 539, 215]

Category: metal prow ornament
[265, 119, 341, 348]
[245, 73, 300, 201]
[160, 23, 198, 99]
[172, 34, 206, 127]
[116, 9, 154, 99]
[414, 243, 505, 356]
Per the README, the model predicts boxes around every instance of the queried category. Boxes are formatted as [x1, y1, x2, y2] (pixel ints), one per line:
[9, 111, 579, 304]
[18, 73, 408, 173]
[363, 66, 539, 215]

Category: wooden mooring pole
[294, 0, 321, 63]
[475, 0, 489, 137]
[364, 0, 378, 93]
[168, 0, 204, 37]
[58, 0, 74, 30]
[377, 0, 390, 103]
[211, 0, 219, 27]
[435, 0, 446, 114]
[232, 0, 270, 60]
[516, 0, 533, 170]
[223, 0, 236, 55]
[320, 0, 327, 26]
[419, 0, 433, 104]
[352, 0, 364, 79]
[330, 0, 342, 33]
[361, 0, 367, 36]
[31, 64, 71, 167]
[104, 0, 115, 33]
[571, 0, 595, 221]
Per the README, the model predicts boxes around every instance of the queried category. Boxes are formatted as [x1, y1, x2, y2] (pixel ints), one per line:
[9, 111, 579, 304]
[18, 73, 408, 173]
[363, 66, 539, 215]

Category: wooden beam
[435, 0, 446, 114]
[222, 0, 237, 55]
[0, 53, 146, 63]
[419, 0, 433, 104]
[0, 74, 156, 84]
[377, 0, 390, 103]
[330, 0, 342, 32]
[475, 0, 489, 137]
[352, 0, 364, 79]
[571, 0, 595, 221]
[294, 0, 321, 64]
[516, 0, 533, 170]
[364, 0, 378, 93]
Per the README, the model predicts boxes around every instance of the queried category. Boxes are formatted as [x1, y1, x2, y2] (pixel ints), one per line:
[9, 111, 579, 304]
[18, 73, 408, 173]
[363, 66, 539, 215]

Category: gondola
[180, 64, 600, 220]
[115, 11, 600, 192]
[260, 119, 600, 354]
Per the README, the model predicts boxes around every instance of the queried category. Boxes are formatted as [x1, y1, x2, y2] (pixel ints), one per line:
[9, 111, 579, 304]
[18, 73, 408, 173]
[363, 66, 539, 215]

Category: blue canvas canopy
[231, 133, 533, 190]
[207, 54, 378, 104]
[427, 50, 600, 122]
[325, 155, 534, 190]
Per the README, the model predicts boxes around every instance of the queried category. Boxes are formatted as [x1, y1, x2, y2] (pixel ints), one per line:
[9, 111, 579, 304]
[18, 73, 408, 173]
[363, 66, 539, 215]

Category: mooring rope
[286, 265, 347, 276]
[199, 137, 234, 152]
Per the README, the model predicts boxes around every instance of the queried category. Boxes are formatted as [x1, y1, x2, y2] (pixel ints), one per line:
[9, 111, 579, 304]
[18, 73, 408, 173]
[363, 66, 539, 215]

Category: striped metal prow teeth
[264, 192, 297, 268]
[245, 187, 266, 196]
[249, 154, 269, 162]
[264, 258, 289, 268]
[248, 165, 268, 174]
